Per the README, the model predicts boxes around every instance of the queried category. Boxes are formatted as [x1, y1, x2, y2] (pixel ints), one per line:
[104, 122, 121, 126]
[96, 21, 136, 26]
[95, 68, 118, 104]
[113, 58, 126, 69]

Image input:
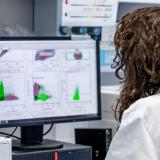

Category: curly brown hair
[113, 7, 160, 122]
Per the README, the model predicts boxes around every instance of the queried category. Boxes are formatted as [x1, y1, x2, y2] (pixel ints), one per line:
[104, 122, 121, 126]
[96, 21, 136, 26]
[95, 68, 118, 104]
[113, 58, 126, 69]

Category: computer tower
[12, 141, 92, 160]
[75, 128, 112, 160]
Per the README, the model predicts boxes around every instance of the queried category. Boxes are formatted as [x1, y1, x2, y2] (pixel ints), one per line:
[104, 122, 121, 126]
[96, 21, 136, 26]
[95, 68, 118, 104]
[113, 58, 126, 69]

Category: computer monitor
[0, 37, 101, 149]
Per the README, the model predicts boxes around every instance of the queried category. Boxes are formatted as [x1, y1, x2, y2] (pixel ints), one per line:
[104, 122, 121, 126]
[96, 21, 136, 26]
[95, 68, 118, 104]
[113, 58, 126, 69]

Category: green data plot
[39, 93, 49, 102]
[0, 81, 5, 100]
[33, 82, 51, 102]
[0, 81, 18, 101]
[73, 86, 80, 101]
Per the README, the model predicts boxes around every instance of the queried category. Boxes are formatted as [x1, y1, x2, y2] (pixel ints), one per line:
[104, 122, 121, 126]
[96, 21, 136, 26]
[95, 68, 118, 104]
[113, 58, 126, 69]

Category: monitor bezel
[0, 37, 101, 128]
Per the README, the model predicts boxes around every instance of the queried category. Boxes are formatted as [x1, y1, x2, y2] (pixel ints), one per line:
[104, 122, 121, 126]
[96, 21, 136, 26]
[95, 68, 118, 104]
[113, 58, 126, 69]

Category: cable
[43, 123, 54, 136]
[6, 127, 18, 138]
[0, 124, 54, 139]
[0, 131, 21, 140]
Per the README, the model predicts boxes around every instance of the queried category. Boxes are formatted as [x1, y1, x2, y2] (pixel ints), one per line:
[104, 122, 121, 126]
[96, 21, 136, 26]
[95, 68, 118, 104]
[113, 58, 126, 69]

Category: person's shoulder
[127, 93, 160, 114]
[123, 93, 160, 129]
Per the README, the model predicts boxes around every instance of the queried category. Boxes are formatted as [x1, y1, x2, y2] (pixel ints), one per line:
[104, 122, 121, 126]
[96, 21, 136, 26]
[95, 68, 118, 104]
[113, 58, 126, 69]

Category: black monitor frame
[0, 37, 101, 149]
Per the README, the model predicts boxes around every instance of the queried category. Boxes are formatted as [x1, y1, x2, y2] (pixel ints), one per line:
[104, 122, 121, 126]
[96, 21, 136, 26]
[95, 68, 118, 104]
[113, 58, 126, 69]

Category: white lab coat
[105, 93, 160, 160]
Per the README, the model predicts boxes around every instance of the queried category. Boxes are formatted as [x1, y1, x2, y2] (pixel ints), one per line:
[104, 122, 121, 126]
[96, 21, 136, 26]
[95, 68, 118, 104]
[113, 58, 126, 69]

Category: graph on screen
[0, 81, 18, 101]
[0, 49, 24, 62]
[66, 49, 90, 61]
[66, 71, 91, 102]
[32, 72, 59, 105]
[0, 73, 25, 106]
[0, 40, 98, 121]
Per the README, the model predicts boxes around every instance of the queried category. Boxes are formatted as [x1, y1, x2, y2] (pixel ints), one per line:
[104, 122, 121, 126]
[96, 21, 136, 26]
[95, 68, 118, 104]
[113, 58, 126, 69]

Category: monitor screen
[0, 38, 101, 127]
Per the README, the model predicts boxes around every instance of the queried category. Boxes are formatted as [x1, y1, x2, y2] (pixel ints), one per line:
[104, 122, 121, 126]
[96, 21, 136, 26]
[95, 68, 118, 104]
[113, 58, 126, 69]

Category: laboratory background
[0, 0, 159, 160]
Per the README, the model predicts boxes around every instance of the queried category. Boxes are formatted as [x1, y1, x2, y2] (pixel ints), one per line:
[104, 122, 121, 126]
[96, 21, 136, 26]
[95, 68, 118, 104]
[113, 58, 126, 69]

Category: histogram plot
[66, 70, 91, 102]
[32, 72, 59, 104]
[0, 73, 25, 106]
[0, 49, 24, 62]
[73, 86, 80, 101]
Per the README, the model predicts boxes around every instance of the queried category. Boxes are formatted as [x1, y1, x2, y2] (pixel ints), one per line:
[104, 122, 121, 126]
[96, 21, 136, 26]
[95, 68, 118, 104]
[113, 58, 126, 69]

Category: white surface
[0, 137, 12, 160]
[100, 85, 120, 135]
[101, 25, 116, 44]
[61, 0, 160, 27]
[101, 85, 120, 112]
[101, 85, 121, 95]
[101, 85, 120, 94]
[61, 0, 117, 26]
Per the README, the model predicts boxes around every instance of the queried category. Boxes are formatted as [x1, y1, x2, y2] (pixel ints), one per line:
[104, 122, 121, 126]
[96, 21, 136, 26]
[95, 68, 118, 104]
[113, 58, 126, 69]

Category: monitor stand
[12, 125, 63, 150]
